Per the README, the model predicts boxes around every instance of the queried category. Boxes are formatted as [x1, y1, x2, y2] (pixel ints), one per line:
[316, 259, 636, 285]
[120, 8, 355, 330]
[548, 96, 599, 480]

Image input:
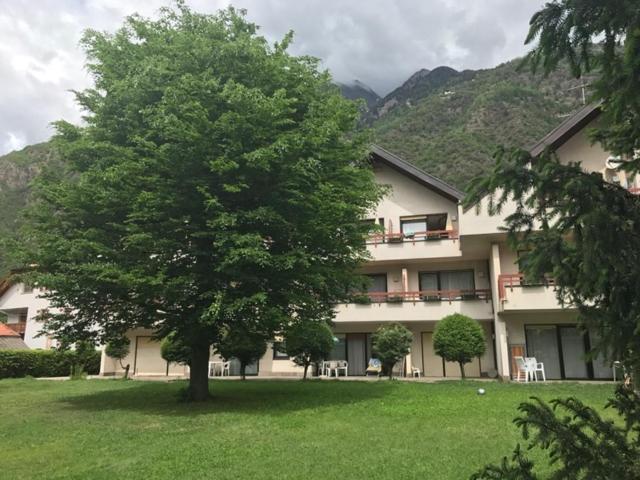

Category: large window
[366, 274, 387, 293]
[400, 214, 448, 236]
[419, 270, 475, 299]
[272, 341, 289, 360]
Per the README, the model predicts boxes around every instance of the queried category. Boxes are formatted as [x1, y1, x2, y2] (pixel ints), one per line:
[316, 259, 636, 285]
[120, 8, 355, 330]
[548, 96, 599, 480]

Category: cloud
[0, 0, 545, 155]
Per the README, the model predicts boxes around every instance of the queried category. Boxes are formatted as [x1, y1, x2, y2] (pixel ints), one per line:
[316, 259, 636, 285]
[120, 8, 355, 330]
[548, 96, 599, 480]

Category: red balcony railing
[498, 273, 556, 301]
[352, 289, 491, 304]
[6, 322, 27, 335]
[629, 187, 640, 195]
[367, 229, 458, 245]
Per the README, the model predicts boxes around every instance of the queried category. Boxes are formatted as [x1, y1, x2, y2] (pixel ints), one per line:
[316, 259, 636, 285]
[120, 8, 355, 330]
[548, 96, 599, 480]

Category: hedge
[0, 349, 101, 379]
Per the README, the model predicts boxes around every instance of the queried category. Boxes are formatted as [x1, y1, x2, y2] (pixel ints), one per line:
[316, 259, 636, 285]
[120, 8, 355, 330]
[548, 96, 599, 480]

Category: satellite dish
[605, 155, 623, 170]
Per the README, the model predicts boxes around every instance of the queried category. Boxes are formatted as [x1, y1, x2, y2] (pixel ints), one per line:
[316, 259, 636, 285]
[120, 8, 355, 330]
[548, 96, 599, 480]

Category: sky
[0, 0, 546, 155]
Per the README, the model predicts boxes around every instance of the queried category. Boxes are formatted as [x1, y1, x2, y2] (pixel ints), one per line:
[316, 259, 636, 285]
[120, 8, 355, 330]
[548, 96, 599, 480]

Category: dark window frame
[418, 269, 476, 300]
[272, 341, 289, 360]
[400, 213, 448, 235]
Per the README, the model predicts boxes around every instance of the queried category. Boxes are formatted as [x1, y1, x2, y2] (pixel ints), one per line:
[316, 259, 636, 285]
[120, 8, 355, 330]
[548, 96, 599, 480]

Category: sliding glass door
[559, 326, 588, 378]
[525, 324, 595, 379]
[526, 326, 562, 379]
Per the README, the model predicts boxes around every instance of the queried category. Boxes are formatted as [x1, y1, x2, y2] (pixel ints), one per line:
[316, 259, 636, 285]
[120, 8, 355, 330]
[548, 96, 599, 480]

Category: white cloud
[0, 0, 545, 155]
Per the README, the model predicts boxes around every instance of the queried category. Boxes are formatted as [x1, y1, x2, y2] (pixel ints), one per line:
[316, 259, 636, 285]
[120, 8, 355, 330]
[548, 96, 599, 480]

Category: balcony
[6, 322, 27, 337]
[335, 289, 494, 322]
[498, 274, 568, 312]
[365, 229, 462, 262]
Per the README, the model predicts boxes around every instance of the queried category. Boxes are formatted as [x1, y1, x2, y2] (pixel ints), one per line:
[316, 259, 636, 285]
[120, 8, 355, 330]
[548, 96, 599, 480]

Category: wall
[0, 283, 56, 349]
[373, 163, 458, 232]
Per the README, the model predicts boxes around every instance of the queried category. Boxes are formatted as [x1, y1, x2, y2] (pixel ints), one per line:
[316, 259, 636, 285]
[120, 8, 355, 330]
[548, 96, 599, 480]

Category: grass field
[0, 378, 615, 479]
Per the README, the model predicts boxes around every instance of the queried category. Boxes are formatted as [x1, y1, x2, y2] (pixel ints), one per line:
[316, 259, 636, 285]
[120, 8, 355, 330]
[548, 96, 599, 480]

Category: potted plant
[387, 294, 404, 303]
[352, 294, 373, 305]
[388, 235, 403, 243]
[426, 230, 442, 240]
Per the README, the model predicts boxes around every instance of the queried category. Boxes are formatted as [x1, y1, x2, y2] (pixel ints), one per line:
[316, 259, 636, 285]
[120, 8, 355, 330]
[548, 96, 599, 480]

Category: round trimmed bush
[433, 313, 486, 379]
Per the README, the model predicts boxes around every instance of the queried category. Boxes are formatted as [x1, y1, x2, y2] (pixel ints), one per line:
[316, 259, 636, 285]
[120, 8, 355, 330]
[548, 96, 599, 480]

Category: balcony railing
[498, 274, 556, 301]
[6, 322, 27, 335]
[366, 229, 458, 245]
[629, 187, 640, 194]
[351, 289, 491, 304]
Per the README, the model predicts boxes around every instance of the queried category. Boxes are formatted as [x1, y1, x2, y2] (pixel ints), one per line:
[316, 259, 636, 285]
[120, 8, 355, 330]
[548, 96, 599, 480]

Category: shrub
[372, 322, 413, 379]
[160, 333, 191, 366]
[285, 321, 335, 379]
[215, 327, 267, 380]
[433, 313, 486, 379]
[0, 349, 100, 379]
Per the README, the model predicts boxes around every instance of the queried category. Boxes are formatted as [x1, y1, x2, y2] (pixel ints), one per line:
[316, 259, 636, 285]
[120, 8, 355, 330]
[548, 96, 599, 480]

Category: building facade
[2, 104, 633, 379]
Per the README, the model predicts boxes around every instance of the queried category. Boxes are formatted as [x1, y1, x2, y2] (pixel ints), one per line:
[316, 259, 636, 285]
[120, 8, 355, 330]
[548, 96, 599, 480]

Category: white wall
[0, 283, 56, 349]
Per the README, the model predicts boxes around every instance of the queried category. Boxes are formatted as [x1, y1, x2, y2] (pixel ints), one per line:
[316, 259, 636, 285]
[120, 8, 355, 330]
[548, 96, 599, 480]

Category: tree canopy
[433, 314, 485, 379]
[285, 320, 334, 379]
[371, 323, 412, 379]
[16, 4, 381, 400]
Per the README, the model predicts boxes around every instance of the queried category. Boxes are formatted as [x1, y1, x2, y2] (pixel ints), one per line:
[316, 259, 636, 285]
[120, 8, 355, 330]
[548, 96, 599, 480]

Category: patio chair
[365, 358, 382, 376]
[526, 357, 546, 382]
[334, 360, 348, 377]
[411, 366, 421, 378]
[221, 361, 231, 377]
[208, 361, 217, 378]
[514, 356, 533, 382]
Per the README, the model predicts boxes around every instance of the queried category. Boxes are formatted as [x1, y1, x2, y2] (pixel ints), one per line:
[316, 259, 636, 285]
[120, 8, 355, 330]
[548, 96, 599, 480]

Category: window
[400, 214, 448, 236]
[328, 334, 346, 360]
[419, 270, 475, 299]
[366, 274, 387, 293]
[272, 341, 289, 360]
[401, 218, 427, 236]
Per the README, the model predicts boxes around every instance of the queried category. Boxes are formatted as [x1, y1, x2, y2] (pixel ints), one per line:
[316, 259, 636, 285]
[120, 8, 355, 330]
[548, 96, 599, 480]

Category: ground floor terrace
[101, 312, 614, 381]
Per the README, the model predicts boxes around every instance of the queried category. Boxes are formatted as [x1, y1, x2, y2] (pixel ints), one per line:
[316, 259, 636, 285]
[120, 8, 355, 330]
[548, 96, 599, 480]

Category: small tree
[70, 340, 96, 380]
[215, 327, 267, 380]
[285, 321, 334, 379]
[372, 323, 412, 379]
[105, 335, 131, 379]
[160, 333, 191, 366]
[433, 314, 485, 379]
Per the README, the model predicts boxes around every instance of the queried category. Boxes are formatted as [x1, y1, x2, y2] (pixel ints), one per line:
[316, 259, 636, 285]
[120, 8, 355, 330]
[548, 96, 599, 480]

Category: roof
[0, 335, 29, 350]
[529, 102, 602, 157]
[370, 145, 464, 202]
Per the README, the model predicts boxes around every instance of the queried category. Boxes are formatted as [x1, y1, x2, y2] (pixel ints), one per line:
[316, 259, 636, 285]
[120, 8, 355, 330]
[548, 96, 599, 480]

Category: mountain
[338, 80, 380, 110]
[0, 57, 591, 275]
[370, 59, 590, 188]
[0, 142, 57, 275]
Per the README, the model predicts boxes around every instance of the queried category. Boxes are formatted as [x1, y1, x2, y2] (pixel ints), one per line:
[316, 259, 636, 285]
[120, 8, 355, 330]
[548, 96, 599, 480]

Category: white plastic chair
[335, 360, 348, 378]
[514, 356, 533, 382]
[411, 366, 421, 378]
[207, 361, 217, 378]
[527, 357, 546, 382]
[221, 361, 231, 377]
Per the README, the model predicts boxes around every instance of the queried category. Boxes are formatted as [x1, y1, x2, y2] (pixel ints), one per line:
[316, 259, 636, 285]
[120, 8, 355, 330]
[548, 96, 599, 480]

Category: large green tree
[17, 4, 381, 401]
[466, 0, 640, 381]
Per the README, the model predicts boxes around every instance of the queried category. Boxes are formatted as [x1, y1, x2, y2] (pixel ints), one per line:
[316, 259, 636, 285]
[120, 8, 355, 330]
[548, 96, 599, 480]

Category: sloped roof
[529, 103, 602, 157]
[0, 323, 29, 349]
[370, 145, 464, 202]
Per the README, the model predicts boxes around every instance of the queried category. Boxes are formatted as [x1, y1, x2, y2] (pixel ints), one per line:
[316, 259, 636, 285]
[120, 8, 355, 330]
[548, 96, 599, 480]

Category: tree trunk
[241, 362, 246, 381]
[119, 360, 130, 380]
[303, 363, 309, 380]
[459, 362, 466, 380]
[387, 362, 393, 380]
[188, 342, 211, 401]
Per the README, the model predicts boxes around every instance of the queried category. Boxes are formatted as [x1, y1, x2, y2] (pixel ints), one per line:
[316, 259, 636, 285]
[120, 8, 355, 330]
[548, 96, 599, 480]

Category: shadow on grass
[59, 379, 395, 417]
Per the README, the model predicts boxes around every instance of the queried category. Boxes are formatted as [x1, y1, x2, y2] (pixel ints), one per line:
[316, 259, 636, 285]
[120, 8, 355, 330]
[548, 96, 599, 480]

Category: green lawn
[0, 378, 615, 479]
